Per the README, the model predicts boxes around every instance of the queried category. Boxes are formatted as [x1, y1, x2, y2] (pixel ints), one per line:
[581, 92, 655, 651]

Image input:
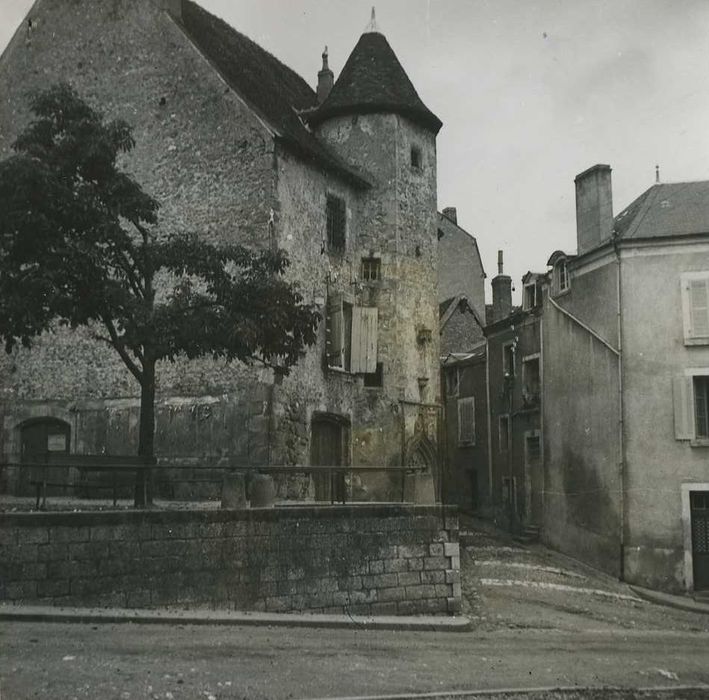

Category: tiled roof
[180, 1, 370, 188]
[309, 32, 442, 134]
[614, 181, 709, 239]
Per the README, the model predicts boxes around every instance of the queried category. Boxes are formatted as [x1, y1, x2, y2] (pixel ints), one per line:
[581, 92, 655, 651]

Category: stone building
[542, 165, 709, 593]
[483, 256, 543, 531]
[0, 0, 443, 500]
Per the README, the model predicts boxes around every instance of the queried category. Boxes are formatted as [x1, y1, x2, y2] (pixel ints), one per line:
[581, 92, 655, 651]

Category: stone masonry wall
[0, 506, 461, 615]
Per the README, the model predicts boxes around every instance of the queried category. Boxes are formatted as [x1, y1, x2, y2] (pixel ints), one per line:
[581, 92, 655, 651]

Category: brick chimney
[442, 207, 457, 224]
[575, 164, 613, 255]
[317, 47, 334, 104]
[491, 250, 512, 322]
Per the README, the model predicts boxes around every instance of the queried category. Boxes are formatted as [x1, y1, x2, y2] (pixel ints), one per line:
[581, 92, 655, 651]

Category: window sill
[690, 439, 709, 448]
[553, 288, 571, 299]
[684, 338, 709, 346]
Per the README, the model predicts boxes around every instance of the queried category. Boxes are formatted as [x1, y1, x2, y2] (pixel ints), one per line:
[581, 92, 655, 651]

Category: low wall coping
[0, 503, 458, 528]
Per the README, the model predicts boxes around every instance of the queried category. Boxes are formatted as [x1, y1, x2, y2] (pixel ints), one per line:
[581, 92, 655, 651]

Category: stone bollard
[221, 472, 247, 509]
[403, 471, 435, 504]
[249, 473, 276, 508]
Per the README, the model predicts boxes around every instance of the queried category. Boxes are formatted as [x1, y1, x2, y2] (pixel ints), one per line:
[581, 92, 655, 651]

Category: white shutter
[350, 307, 378, 374]
[682, 273, 709, 343]
[673, 375, 694, 440]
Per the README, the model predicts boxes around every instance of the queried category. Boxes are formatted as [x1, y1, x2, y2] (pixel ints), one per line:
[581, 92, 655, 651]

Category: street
[2, 521, 708, 699]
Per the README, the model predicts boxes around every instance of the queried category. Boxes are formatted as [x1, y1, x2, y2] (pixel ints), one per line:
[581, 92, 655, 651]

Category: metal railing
[0, 458, 426, 510]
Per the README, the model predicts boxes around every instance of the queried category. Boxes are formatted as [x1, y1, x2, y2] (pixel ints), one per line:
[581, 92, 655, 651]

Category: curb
[0, 604, 472, 632]
[630, 585, 709, 616]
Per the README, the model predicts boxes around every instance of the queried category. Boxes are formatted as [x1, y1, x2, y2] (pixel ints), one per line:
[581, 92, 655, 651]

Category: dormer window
[410, 146, 422, 169]
[555, 259, 569, 294]
[523, 283, 539, 310]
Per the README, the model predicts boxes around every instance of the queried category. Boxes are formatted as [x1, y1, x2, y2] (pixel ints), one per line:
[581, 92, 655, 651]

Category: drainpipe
[614, 240, 626, 582]
[485, 336, 493, 508]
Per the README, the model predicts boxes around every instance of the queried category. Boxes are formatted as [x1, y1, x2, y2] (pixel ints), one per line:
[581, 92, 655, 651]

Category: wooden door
[19, 419, 70, 495]
[310, 417, 346, 502]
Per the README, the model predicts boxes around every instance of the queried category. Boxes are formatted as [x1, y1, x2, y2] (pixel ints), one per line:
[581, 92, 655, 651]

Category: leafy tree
[0, 83, 319, 505]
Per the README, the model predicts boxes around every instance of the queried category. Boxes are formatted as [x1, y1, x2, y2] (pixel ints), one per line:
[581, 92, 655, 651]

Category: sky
[2, 0, 709, 301]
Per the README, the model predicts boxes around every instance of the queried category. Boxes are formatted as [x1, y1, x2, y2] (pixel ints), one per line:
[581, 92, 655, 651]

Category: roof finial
[655, 164, 660, 184]
[365, 6, 379, 33]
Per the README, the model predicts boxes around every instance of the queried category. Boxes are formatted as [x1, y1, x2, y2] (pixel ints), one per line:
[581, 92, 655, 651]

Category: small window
[457, 397, 475, 445]
[554, 259, 569, 294]
[364, 362, 383, 388]
[522, 357, 540, 406]
[525, 434, 541, 463]
[523, 283, 539, 310]
[361, 257, 381, 282]
[326, 195, 346, 253]
[498, 415, 510, 452]
[502, 343, 515, 378]
[445, 367, 459, 397]
[410, 146, 422, 169]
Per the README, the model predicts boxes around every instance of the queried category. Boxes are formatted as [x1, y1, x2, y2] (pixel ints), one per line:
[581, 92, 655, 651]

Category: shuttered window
[326, 195, 346, 253]
[326, 293, 378, 374]
[681, 273, 709, 344]
[457, 397, 475, 445]
[673, 372, 709, 442]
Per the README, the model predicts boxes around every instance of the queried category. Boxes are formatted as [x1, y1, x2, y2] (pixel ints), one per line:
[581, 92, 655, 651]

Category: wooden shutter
[673, 375, 694, 440]
[682, 274, 709, 342]
[457, 397, 475, 445]
[326, 293, 344, 368]
[350, 307, 378, 374]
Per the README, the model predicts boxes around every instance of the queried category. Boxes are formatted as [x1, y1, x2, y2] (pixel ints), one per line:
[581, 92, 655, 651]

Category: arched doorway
[19, 418, 71, 495]
[310, 413, 349, 502]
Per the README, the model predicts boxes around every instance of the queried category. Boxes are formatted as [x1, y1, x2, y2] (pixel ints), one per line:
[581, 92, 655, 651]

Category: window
[445, 367, 459, 397]
[695, 376, 709, 439]
[522, 356, 541, 406]
[326, 293, 378, 373]
[361, 257, 381, 282]
[457, 397, 475, 445]
[410, 146, 422, 169]
[326, 195, 346, 252]
[502, 343, 515, 378]
[555, 259, 569, 294]
[523, 283, 539, 310]
[498, 415, 510, 452]
[525, 434, 541, 463]
[364, 362, 383, 388]
[681, 272, 709, 344]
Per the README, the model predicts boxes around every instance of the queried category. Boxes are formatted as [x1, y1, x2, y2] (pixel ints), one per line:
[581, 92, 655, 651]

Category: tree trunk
[135, 356, 156, 507]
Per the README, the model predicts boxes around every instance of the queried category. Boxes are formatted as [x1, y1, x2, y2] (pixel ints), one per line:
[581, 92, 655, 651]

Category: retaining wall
[0, 505, 461, 615]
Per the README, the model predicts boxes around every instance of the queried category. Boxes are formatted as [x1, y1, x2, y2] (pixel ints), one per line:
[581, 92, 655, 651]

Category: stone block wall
[0, 505, 461, 615]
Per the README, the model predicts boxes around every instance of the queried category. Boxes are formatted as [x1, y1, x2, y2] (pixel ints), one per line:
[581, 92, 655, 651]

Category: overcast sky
[2, 0, 709, 300]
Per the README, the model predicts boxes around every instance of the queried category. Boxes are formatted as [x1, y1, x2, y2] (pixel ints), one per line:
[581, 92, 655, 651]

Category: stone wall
[0, 505, 461, 615]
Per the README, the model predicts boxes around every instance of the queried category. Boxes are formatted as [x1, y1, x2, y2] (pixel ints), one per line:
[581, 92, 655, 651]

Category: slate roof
[180, 1, 370, 188]
[614, 181, 709, 240]
[309, 31, 442, 134]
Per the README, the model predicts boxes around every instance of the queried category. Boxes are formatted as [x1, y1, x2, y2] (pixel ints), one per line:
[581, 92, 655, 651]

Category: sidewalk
[0, 603, 471, 632]
[630, 585, 709, 616]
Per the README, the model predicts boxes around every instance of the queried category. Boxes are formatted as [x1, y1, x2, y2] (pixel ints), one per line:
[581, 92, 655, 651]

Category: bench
[29, 454, 154, 509]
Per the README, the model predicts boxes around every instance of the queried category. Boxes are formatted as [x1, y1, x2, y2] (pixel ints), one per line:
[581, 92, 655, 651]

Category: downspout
[485, 336, 493, 508]
[614, 240, 626, 582]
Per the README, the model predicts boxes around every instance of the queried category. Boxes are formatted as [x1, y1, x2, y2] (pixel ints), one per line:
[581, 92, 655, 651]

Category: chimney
[442, 207, 457, 224]
[491, 250, 512, 322]
[575, 164, 613, 255]
[317, 47, 334, 104]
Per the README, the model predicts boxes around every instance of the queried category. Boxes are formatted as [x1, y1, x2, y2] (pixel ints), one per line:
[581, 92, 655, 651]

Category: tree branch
[99, 314, 143, 382]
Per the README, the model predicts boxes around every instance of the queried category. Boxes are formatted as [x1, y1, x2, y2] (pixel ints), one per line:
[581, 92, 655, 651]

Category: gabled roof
[439, 295, 484, 330]
[614, 181, 709, 240]
[309, 31, 442, 134]
[180, 1, 370, 188]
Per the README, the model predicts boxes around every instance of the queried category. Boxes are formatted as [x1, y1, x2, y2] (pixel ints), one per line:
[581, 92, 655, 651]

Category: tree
[0, 84, 319, 505]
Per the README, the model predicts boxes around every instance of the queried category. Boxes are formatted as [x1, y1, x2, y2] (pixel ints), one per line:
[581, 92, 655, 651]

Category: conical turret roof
[309, 31, 442, 134]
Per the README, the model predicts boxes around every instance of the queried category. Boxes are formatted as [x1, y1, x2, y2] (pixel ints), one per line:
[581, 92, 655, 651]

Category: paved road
[2, 621, 709, 699]
[3, 519, 709, 699]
